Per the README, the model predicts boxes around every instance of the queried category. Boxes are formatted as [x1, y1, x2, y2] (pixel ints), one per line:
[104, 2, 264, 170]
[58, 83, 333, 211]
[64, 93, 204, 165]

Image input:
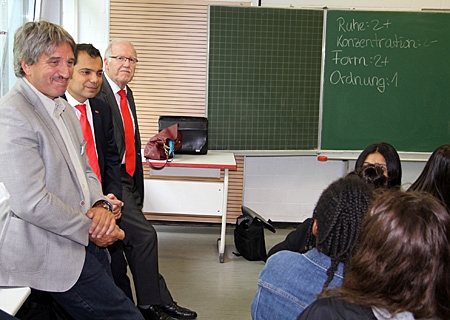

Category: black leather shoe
[159, 302, 197, 319]
[138, 306, 177, 320]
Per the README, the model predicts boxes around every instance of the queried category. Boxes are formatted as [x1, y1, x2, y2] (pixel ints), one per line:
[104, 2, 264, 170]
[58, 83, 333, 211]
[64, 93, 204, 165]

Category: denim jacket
[251, 249, 344, 320]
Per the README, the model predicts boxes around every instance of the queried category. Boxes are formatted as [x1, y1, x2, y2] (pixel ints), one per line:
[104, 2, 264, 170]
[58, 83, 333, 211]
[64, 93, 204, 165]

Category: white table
[0, 286, 30, 316]
[144, 151, 237, 262]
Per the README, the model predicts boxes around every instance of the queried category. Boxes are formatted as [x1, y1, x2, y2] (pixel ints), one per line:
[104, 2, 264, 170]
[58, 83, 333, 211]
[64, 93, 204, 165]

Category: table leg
[218, 168, 229, 263]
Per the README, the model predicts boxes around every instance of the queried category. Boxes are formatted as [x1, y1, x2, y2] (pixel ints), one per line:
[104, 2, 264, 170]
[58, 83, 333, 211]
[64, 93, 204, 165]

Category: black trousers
[110, 169, 173, 306]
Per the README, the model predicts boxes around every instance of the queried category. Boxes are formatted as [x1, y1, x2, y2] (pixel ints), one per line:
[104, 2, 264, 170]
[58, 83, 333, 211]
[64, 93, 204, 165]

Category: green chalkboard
[321, 10, 450, 152]
[207, 6, 323, 151]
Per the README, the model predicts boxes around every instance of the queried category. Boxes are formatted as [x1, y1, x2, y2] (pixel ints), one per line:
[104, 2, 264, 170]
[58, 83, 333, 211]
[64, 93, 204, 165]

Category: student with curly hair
[251, 171, 383, 319]
[298, 191, 450, 320]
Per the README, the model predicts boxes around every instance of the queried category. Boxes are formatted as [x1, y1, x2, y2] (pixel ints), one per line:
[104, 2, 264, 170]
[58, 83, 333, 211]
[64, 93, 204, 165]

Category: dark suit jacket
[62, 95, 122, 199]
[96, 75, 144, 202]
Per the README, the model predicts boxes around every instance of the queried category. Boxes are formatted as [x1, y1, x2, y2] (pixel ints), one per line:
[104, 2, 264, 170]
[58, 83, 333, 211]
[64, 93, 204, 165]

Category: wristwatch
[93, 199, 113, 212]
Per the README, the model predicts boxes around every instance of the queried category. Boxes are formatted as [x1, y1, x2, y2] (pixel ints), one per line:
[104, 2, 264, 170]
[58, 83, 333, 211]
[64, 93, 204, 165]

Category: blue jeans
[50, 242, 144, 320]
[251, 249, 344, 320]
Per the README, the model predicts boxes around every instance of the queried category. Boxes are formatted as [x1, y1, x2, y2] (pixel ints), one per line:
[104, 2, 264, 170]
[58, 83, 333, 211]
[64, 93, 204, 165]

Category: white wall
[60, 0, 110, 56]
[67, 0, 443, 222]
[244, 156, 345, 222]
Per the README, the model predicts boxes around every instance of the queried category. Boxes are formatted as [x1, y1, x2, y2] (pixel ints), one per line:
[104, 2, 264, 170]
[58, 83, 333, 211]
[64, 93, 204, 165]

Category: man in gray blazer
[0, 21, 143, 319]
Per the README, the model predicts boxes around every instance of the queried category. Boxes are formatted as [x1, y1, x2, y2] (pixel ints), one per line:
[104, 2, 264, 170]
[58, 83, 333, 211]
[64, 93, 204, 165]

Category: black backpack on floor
[234, 206, 275, 261]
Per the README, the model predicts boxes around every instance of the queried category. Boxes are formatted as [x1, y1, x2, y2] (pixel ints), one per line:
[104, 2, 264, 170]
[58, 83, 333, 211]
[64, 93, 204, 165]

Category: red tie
[75, 104, 102, 184]
[118, 90, 136, 176]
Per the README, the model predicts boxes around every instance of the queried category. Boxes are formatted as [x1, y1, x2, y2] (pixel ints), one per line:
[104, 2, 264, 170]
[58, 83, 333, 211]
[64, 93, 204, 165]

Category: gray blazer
[0, 78, 104, 292]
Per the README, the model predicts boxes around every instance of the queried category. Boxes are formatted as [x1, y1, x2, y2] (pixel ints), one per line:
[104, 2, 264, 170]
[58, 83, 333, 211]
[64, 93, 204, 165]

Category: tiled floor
[132, 223, 292, 320]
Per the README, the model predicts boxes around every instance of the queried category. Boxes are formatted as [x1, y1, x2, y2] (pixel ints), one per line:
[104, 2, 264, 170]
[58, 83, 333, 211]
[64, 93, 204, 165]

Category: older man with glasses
[97, 39, 197, 320]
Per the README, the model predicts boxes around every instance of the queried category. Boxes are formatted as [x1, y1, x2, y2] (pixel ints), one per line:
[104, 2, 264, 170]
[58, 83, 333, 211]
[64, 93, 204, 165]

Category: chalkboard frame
[207, 6, 450, 154]
[320, 9, 450, 153]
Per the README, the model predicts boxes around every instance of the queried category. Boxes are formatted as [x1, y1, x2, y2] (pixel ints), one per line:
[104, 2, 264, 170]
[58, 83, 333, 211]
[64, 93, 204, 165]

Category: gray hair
[13, 20, 75, 77]
[104, 39, 137, 60]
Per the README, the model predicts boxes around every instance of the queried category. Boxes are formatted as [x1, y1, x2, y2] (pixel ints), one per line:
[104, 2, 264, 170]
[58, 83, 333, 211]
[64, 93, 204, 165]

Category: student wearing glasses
[354, 142, 402, 188]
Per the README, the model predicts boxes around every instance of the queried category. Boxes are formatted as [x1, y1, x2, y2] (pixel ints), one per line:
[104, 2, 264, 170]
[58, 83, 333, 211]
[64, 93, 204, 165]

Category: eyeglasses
[109, 56, 138, 65]
[363, 162, 387, 172]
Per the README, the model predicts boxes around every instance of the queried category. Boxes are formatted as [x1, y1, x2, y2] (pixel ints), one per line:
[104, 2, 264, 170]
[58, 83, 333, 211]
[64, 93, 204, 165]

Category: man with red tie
[63, 44, 123, 209]
[65, 41, 195, 320]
